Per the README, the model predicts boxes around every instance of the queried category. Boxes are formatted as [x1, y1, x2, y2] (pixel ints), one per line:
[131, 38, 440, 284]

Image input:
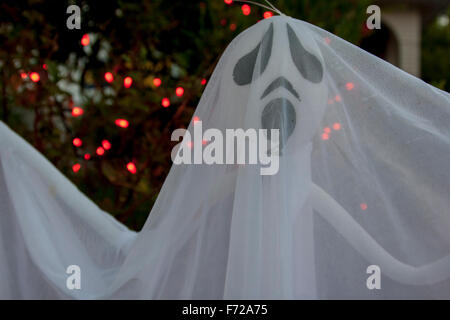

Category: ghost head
[219, 16, 328, 155]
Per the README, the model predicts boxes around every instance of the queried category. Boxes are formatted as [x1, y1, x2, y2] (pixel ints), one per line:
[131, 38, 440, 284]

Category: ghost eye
[286, 24, 323, 83]
[233, 23, 273, 86]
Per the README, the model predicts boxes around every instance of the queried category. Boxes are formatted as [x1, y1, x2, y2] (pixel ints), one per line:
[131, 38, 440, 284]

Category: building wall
[381, 9, 422, 77]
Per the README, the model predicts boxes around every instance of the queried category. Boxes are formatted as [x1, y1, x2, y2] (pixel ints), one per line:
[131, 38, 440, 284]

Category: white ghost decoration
[1, 14, 450, 299]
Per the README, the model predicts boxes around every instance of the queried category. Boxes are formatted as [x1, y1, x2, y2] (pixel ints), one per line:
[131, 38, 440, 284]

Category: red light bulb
[30, 72, 40, 82]
[153, 78, 162, 87]
[73, 138, 83, 147]
[104, 72, 114, 83]
[126, 162, 137, 174]
[241, 4, 251, 15]
[161, 98, 170, 108]
[81, 34, 90, 46]
[72, 163, 81, 173]
[124, 76, 133, 88]
[71, 107, 84, 117]
[96, 147, 105, 156]
[263, 11, 273, 19]
[115, 119, 129, 128]
[102, 140, 112, 150]
[175, 87, 184, 97]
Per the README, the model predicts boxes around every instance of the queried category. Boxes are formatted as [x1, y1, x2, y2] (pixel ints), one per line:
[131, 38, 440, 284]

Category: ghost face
[221, 16, 328, 155]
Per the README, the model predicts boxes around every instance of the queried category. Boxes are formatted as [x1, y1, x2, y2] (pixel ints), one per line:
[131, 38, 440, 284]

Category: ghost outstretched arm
[310, 183, 450, 286]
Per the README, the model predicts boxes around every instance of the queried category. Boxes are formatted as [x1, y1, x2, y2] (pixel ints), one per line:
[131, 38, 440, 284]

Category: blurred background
[1, 0, 449, 230]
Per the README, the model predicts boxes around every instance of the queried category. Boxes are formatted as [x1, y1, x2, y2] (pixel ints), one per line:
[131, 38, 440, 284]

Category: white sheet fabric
[1, 15, 450, 299]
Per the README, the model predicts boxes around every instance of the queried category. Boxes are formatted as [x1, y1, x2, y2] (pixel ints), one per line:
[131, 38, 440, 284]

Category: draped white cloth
[1, 15, 450, 299]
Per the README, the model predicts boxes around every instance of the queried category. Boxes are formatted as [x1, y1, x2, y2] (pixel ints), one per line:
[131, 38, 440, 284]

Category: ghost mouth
[261, 97, 297, 153]
[260, 77, 300, 101]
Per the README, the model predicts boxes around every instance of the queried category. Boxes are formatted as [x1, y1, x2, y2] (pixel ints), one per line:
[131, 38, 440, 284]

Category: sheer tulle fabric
[1, 16, 450, 299]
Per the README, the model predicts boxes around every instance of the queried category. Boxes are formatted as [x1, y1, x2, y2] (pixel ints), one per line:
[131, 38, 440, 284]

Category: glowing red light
[193, 116, 200, 124]
[153, 78, 162, 87]
[335, 95, 342, 102]
[115, 119, 129, 128]
[81, 34, 90, 46]
[126, 162, 137, 174]
[202, 139, 208, 145]
[230, 23, 237, 31]
[161, 98, 170, 108]
[124, 76, 133, 88]
[104, 72, 114, 83]
[201, 78, 207, 85]
[224, 0, 233, 4]
[333, 123, 341, 131]
[187, 141, 193, 149]
[102, 140, 112, 150]
[175, 87, 184, 97]
[360, 203, 368, 211]
[346, 82, 355, 91]
[241, 4, 251, 15]
[263, 11, 273, 19]
[42, 64, 48, 70]
[321, 133, 330, 141]
[20, 72, 28, 79]
[72, 164, 81, 173]
[73, 138, 83, 147]
[84, 153, 91, 160]
[324, 127, 331, 134]
[96, 147, 105, 156]
[71, 107, 84, 117]
[30, 72, 40, 82]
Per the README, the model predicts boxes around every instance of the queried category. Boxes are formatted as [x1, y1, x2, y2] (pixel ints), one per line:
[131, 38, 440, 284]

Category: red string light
[175, 87, 184, 97]
[96, 146, 105, 156]
[71, 107, 84, 117]
[224, 0, 233, 4]
[263, 11, 273, 19]
[115, 119, 129, 128]
[193, 116, 200, 124]
[84, 153, 91, 160]
[124, 76, 133, 88]
[161, 98, 170, 108]
[201, 78, 207, 85]
[81, 34, 90, 46]
[102, 140, 112, 150]
[104, 72, 114, 83]
[20, 72, 28, 79]
[324, 127, 331, 134]
[346, 82, 355, 91]
[126, 162, 137, 174]
[241, 4, 251, 15]
[30, 72, 40, 82]
[333, 123, 341, 131]
[360, 203, 368, 211]
[72, 163, 81, 173]
[73, 138, 83, 147]
[321, 133, 330, 141]
[153, 78, 162, 87]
